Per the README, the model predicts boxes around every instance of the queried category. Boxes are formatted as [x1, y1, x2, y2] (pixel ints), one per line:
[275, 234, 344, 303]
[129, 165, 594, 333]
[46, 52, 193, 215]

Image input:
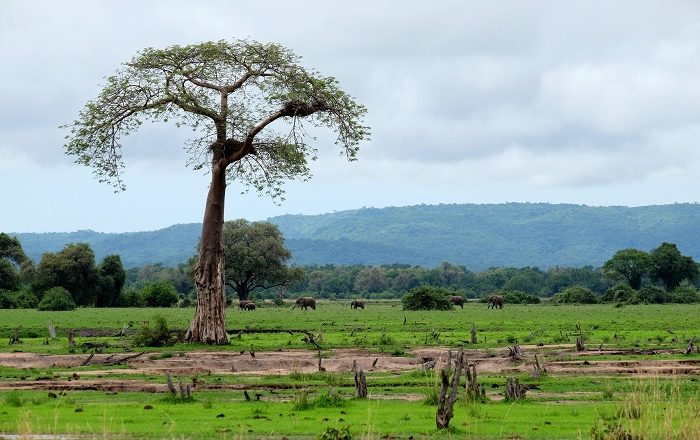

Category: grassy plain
[0, 302, 699, 439]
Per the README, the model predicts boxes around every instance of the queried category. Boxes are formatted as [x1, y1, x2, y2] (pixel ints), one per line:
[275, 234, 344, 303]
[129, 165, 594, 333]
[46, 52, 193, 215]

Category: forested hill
[13, 203, 700, 269]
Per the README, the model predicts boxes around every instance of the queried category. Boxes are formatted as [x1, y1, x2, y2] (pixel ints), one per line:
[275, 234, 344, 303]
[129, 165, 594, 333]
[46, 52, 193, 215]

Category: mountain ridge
[10, 202, 700, 270]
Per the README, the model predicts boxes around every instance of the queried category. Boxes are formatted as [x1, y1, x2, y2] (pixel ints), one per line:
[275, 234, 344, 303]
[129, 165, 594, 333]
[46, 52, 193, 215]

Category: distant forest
[13, 203, 700, 270]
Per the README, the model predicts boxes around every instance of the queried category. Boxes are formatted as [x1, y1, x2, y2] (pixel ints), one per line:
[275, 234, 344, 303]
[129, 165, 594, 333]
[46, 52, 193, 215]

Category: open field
[1, 302, 699, 438]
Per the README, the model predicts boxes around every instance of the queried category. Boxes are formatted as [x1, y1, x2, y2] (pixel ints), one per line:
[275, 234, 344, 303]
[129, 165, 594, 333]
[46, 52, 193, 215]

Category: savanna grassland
[1, 302, 699, 439]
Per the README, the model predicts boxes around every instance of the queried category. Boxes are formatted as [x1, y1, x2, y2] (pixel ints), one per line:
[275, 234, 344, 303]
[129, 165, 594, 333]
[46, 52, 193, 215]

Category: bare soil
[0, 346, 697, 393]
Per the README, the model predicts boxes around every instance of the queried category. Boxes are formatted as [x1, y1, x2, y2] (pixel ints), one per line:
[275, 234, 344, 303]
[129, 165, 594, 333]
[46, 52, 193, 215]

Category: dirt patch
[0, 347, 697, 393]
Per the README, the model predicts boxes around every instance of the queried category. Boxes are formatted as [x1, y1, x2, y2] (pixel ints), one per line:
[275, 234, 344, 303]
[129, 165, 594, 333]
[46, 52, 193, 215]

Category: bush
[142, 281, 179, 307]
[117, 288, 146, 307]
[602, 283, 639, 304]
[401, 286, 454, 310]
[0, 289, 38, 309]
[37, 287, 76, 311]
[501, 290, 541, 304]
[551, 285, 599, 304]
[132, 315, 180, 347]
[637, 286, 669, 304]
[668, 285, 699, 303]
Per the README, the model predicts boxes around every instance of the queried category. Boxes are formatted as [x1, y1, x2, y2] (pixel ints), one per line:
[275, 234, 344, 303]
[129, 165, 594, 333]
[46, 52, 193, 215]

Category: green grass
[1, 302, 700, 438]
[2, 303, 699, 353]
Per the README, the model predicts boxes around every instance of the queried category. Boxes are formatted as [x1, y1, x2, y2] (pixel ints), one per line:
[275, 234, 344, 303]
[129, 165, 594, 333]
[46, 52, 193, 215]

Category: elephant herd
[237, 294, 505, 310]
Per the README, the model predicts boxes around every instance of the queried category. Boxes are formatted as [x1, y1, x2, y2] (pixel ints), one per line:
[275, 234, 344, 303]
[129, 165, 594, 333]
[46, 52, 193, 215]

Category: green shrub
[132, 315, 180, 347]
[0, 289, 38, 309]
[668, 286, 699, 303]
[142, 281, 179, 307]
[602, 284, 639, 304]
[551, 285, 599, 304]
[117, 288, 146, 307]
[401, 286, 454, 310]
[501, 290, 541, 304]
[37, 287, 76, 311]
[637, 286, 669, 304]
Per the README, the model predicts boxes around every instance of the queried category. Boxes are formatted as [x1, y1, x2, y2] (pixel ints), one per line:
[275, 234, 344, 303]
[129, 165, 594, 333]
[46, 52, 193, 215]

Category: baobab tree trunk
[185, 165, 229, 344]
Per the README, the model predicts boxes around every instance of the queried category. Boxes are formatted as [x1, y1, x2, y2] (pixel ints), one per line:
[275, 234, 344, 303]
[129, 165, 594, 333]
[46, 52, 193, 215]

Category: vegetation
[62, 39, 369, 344]
[0, 303, 699, 438]
[13, 203, 700, 269]
[550, 285, 599, 304]
[401, 286, 455, 310]
[222, 219, 303, 301]
[36, 287, 76, 311]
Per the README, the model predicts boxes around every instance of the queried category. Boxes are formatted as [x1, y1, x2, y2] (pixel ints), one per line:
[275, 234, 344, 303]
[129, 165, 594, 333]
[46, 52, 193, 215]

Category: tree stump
[508, 345, 523, 360]
[505, 377, 527, 401]
[471, 323, 477, 344]
[436, 349, 465, 429]
[48, 322, 56, 339]
[354, 369, 368, 398]
[67, 331, 76, 348]
[465, 363, 485, 400]
[575, 324, 585, 351]
[531, 354, 545, 379]
[686, 338, 695, 355]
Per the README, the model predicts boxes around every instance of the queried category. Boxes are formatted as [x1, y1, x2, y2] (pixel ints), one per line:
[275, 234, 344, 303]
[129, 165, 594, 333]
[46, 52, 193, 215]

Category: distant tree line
[2, 225, 699, 309]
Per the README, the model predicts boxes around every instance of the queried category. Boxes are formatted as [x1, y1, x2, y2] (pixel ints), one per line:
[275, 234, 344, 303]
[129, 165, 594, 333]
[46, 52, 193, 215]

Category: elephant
[292, 296, 316, 310]
[243, 302, 256, 311]
[350, 299, 366, 309]
[449, 295, 465, 309]
[488, 294, 504, 309]
[238, 300, 252, 311]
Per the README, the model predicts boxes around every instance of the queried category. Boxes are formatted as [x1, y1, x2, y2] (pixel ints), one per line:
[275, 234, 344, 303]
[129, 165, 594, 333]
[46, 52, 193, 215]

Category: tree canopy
[63, 39, 369, 196]
[221, 219, 302, 301]
[602, 248, 651, 290]
[63, 39, 369, 344]
[649, 243, 699, 291]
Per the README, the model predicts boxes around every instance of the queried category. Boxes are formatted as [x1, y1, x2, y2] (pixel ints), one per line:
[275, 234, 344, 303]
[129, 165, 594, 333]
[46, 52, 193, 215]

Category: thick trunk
[185, 166, 229, 344]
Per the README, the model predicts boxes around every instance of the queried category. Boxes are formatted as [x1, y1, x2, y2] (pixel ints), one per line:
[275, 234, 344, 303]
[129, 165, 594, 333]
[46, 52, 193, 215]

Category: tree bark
[185, 165, 229, 344]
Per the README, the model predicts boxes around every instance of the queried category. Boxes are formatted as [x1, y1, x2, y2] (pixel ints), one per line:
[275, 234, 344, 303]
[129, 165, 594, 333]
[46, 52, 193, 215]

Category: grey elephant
[488, 294, 504, 309]
[238, 300, 252, 310]
[243, 302, 256, 311]
[449, 295, 465, 309]
[292, 296, 316, 310]
[350, 299, 366, 309]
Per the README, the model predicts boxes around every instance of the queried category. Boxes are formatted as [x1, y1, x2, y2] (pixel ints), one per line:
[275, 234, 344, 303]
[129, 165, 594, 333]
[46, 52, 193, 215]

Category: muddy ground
[0, 346, 698, 394]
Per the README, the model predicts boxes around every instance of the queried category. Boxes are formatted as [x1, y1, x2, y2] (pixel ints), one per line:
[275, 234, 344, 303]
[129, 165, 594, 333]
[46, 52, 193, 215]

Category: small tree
[221, 219, 302, 301]
[63, 39, 369, 344]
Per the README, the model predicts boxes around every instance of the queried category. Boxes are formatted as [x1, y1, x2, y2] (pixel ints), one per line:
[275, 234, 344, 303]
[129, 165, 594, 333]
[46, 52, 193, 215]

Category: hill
[12, 203, 700, 269]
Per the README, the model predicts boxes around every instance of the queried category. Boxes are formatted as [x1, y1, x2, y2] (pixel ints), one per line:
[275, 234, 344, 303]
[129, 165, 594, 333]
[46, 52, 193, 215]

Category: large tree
[602, 248, 650, 290]
[63, 40, 369, 343]
[649, 242, 699, 291]
[222, 219, 301, 301]
[35, 243, 98, 305]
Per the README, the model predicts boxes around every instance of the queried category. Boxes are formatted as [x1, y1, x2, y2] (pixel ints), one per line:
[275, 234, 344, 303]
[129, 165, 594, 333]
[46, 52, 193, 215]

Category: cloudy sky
[2, 1, 700, 233]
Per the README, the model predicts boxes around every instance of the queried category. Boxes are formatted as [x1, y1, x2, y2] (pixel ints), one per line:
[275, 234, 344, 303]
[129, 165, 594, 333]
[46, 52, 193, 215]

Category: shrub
[132, 315, 180, 347]
[602, 284, 639, 304]
[401, 286, 454, 310]
[637, 286, 668, 304]
[668, 285, 699, 303]
[37, 287, 76, 311]
[0, 289, 38, 309]
[501, 290, 540, 304]
[551, 285, 599, 304]
[142, 281, 179, 307]
[117, 288, 146, 307]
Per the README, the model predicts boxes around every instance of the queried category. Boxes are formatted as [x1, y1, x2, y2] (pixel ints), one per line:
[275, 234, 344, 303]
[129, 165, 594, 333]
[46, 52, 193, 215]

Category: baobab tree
[63, 40, 369, 344]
